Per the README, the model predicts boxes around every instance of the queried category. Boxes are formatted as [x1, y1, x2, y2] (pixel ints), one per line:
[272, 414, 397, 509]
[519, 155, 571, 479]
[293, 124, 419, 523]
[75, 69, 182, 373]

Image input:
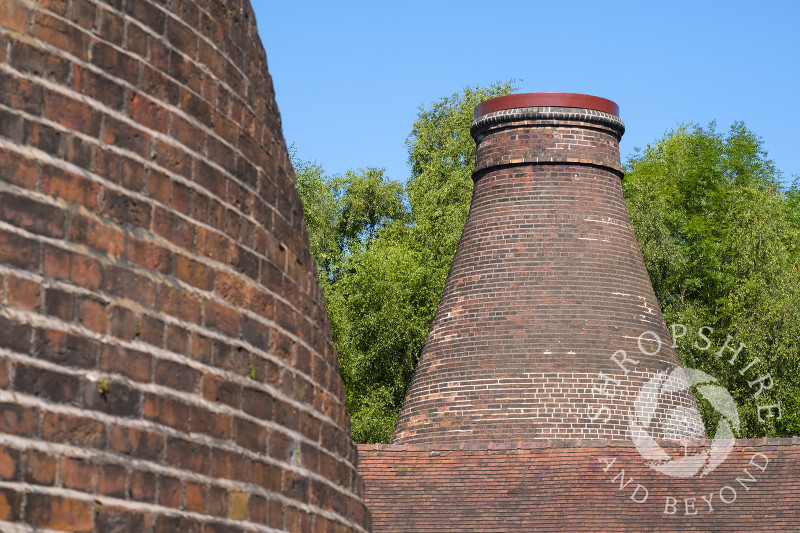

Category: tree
[293, 82, 515, 442]
[623, 123, 800, 437]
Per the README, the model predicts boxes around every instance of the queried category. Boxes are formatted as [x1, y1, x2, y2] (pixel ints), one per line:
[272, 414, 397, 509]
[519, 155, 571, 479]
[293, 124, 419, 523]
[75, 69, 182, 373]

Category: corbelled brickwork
[359, 439, 800, 531]
[0, 1, 369, 531]
[392, 93, 702, 444]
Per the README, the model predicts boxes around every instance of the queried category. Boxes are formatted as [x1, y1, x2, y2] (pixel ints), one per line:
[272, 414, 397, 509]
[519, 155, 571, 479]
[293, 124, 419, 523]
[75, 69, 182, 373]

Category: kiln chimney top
[474, 92, 620, 118]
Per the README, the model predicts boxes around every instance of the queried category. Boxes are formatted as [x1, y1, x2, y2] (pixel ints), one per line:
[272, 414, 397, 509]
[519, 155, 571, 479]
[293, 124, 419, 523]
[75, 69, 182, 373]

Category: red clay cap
[475, 92, 619, 118]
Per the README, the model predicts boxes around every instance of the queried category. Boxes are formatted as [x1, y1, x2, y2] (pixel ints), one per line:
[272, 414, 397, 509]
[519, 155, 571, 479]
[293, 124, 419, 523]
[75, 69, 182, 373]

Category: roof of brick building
[358, 438, 800, 532]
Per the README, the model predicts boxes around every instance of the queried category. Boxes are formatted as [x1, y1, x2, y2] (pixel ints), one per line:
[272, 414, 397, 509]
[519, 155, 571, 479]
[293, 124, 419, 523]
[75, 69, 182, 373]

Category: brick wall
[392, 96, 702, 444]
[0, 0, 369, 531]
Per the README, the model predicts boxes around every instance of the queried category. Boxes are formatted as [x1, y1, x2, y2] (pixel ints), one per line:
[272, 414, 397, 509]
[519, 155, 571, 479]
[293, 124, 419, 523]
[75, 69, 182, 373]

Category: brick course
[0, 0, 369, 531]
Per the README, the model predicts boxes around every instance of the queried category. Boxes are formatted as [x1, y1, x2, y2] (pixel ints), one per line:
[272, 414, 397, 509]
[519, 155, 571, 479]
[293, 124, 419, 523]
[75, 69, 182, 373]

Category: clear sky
[255, 1, 799, 186]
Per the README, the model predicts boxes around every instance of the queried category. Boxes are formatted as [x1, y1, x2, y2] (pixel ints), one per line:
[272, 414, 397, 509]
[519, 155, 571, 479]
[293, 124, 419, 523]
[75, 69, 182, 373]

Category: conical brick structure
[392, 93, 703, 444]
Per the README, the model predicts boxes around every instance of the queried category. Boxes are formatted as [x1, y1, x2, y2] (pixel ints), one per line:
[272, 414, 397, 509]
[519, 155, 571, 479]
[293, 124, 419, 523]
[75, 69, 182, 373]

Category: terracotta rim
[475, 93, 619, 119]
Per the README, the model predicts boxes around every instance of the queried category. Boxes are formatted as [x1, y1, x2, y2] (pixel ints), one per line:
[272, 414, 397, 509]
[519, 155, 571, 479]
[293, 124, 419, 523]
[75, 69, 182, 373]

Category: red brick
[127, 236, 172, 274]
[25, 493, 92, 532]
[96, 7, 123, 46]
[165, 323, 190, 355]
[69, 213, 124, 258]
[0, 145, 38, 190]
[0, 358, 9, 388]
[170, 179, 192, 215]
[42, 412, 106, 448]
[107, 305, 138, 340]
[0, 444, 20, 480]
[0, 0, 30, 32]
[91, 39, 139, 85]
[64, 134, 93, 168]
[0, 403, 39, 437]
[69, 0, 96, 29]
[0, 71, 43, 116]
[184, 481, 206, 513]
[200, 373, 240, 407]
[214, 270, 248, 307]
[15, 363, 82, 404]
[129, 470, 156, 502]
[100, 345, 152, 383]
[31, 10, 89, 59]
[233, 416, 266, 453]
[27, 120, 64, 154]
[35, 327, 98, 369]
[210, 447, 249, 482]
[108, 425, 164, 462]
[103, 265, 156, 307]
[165, 437, 210, 475]
[11, 39, 71, 83]
[155, 359, 201, 393]
[74, 64, 126, 110]
[157, 475, 181, 508]
[146, 167, 172, 204]
[120, 156, 146, 191]
[189, 404, 231, 440]
[23, 450, 57, 485]
[97, 462, 126, 498]
[170, 112, 204, 152]
[152, 205, 195, 250]
[175, 254, 214, 290]
[204, 299, 239, 336]
[102, 116, 151, 158]
[102, 188, 152, 228]
[190, 331, 214, 364]
[43, 89, 99, 137]
[0, 191, 65, 238]
[122, 0, 166, 33]
[143, 393, 191, 433]
[0, 108, 25, 143]
[129, 91, 169, 133]
[41, 164, 100, 210]
[0, 488, 20, 521]
[197, 226, 232, 262]
[0, 229, 39, 270]
[61, 456, 94, 492]
[207, 485, 228, 518]
[6, 275, 41, 311]
[124, 18, 148, 58]
[96, 506, 153, 532]
[141, 65, 181, 106]
[77, 296, 108, 333]
[158, 283, 202, 324]
[251, 461, 281, 493]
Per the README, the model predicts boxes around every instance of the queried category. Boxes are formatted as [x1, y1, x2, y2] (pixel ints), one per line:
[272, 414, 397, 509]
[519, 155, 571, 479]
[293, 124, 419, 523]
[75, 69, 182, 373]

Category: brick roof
[358, 439, 800, 531]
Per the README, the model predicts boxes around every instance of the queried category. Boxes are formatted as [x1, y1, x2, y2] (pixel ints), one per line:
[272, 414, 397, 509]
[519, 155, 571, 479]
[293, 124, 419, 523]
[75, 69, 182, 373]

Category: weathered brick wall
[0, 0, 369, 531]
[392, 95, 702, 444]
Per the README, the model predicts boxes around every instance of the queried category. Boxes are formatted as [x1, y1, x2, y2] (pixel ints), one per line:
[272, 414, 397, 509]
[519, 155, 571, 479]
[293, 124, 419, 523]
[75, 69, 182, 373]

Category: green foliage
[623, 123, 800, 437]
[293, 82, 514, 443]
[406, 83, 514, 266]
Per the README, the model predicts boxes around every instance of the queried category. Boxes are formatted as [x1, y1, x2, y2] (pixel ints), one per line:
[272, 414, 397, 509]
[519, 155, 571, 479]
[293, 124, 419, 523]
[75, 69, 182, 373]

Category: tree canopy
[622, 123, 800, 437]
[293, 88, 800, 443]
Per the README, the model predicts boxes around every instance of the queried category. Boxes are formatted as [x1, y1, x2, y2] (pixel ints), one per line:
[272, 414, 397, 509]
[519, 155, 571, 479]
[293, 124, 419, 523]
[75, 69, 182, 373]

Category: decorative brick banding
[392, 93, 701, 444]
[0, 1, 370, 531]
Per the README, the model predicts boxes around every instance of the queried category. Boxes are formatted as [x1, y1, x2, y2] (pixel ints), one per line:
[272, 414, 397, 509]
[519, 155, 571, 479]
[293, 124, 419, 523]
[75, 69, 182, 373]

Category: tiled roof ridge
[359, 436, 800, 452]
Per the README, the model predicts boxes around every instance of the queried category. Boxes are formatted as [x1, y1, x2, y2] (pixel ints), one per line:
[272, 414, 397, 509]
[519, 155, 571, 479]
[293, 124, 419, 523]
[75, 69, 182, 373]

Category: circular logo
[629, 367, 740, 478]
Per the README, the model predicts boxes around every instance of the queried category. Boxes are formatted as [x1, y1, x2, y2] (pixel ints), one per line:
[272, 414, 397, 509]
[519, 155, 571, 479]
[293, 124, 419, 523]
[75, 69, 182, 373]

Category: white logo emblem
[629, 367, 739, 478]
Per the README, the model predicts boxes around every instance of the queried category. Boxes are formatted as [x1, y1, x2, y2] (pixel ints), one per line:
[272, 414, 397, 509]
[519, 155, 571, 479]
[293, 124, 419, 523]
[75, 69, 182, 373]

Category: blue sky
[255, 1, 799, 186]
